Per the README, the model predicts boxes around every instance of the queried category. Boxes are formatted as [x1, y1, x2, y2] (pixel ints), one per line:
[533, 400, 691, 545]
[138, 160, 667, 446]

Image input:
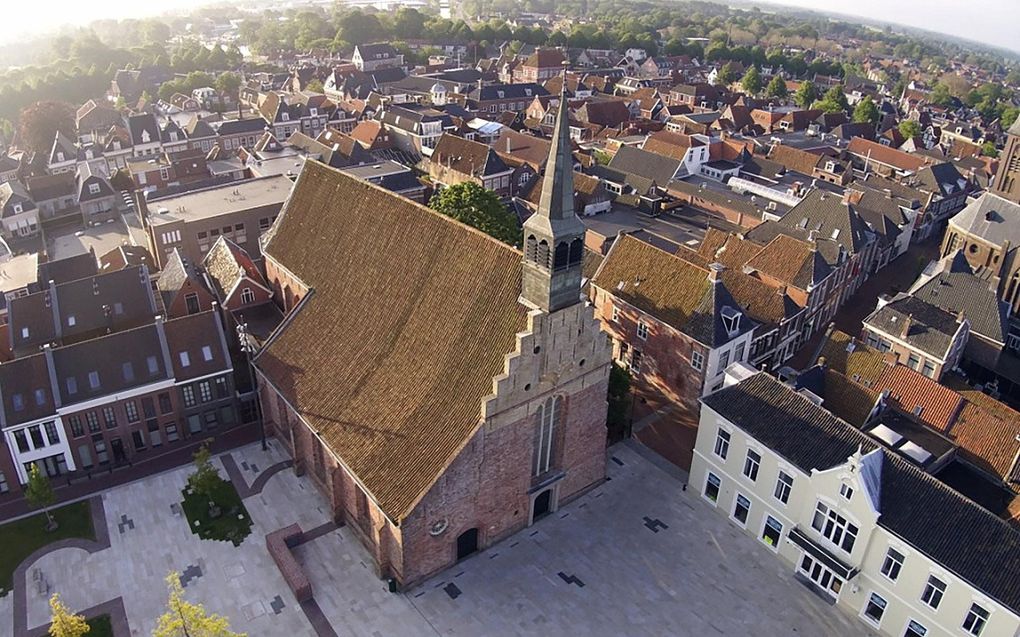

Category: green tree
[18, 100, 75, 155]
[214, 72, 241, 96]
[429, 182, 521, 247]
[982, 141, 999, 158]
[48, 594, 90, 637]
[852, 96, 880, 124]
[716, 62, 739, 86]
[793, 80, 817, 108]
[25, 464, 57, 531]
[765, 75, 788, 99]
[605, 363, 632, 443]
[741, 66, 762, 95]
[154, 572, 245, 637]
[898, 119, 922, 139]
[1002, 107, 1020, 132]
[814, 84, 849, 113]
[929, 83, 953, 107]
[304, 78, 324, 93]
[187, 444, 221, 500]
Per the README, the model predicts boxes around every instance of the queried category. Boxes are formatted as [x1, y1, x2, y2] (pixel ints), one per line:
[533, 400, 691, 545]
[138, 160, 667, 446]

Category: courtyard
[1, 441, 875, 636]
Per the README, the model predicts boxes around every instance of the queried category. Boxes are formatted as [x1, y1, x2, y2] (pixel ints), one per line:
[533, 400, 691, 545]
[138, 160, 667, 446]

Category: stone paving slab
[403, 444, 877, 637]
[10, 440, 878, 637]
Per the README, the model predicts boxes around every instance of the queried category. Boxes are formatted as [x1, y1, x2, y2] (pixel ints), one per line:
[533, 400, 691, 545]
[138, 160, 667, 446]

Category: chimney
[506, 135, 512, 154]
[900, 313, 912, 339]
[708, 262, 724, 283]
[957, 309, 965, 323]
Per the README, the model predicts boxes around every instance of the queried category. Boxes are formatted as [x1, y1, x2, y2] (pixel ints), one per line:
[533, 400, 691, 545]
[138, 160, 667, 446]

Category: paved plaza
[2, 441, 876, 636]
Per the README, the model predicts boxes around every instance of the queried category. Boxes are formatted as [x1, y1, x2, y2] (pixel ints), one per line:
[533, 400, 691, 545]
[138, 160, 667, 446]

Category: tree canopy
[793, 81, 817, 108]
[814, 85, 850, 114]
[48, 594, 90, 637]
[18, 101, 75, 155]
[741, 66, 763, 95]
[898, 119, 922, 139]
[766, 75, 788, 98]
[154, 572, 245, 637]
[852, 96, 880, 125]
[429, 182, 522, 248]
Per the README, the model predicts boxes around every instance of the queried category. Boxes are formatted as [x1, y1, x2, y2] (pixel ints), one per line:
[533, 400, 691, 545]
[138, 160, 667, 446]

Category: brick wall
[264, 257, 310, 313]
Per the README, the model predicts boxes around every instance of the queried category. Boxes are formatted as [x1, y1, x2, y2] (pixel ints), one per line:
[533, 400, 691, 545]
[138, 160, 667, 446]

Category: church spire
[520, 65, 586, 313]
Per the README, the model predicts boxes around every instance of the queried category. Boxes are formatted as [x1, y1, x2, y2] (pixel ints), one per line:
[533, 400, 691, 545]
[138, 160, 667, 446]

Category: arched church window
[526, 235, 538, 262]
[568, 238, 583, 265]
[537, 240, 550, 270]
[553, 241, 569, 270]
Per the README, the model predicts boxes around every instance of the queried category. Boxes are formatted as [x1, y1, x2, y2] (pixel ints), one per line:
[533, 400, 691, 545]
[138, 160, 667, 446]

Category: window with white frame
[962, 603, 989, 636]
[704, 472, 720, 503]
[719, 349, 730, 370]
[920, 575, 946, 609]
[636, 321, 648, 340]
[732, 493, 750, 526]
[880, 547, 904, 581]
[774, 471, 793, 504]
[761, 515, 782, 548]
[904, 619, 927, 637]
[691, 349, 704, 370]
[714, 428, 730, 459]
[811, 501, 858, 553]
[862, 592, 887, 626]
[743, 449, 760, 481]
[840, 483, 854, 500]
[240, 287, 256, 304]
[630, 350, 642, 374]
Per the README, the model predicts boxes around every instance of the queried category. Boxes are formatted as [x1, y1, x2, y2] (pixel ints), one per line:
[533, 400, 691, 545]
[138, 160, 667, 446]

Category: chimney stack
[708, 262, 724, 283]
[900, 313, 912, 339]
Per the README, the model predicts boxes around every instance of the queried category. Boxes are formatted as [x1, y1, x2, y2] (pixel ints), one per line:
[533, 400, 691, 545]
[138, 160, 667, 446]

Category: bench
[266, 523, 312, 603]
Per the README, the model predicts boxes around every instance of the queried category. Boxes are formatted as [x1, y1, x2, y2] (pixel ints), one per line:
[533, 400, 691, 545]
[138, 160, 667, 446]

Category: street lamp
[236, 320, 267, 450]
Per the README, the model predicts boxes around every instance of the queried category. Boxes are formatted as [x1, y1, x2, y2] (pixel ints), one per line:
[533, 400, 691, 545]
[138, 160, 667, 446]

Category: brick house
[254, 95, 612, 588]
[512, 48, 567, 83]
[157, 249, 217, 318]
[590, 235, 757, 411]
[202, 236, 274, 312]
[426, 134, 515, 200]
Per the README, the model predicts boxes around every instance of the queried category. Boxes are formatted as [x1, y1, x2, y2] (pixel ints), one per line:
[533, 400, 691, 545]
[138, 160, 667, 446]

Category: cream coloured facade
[690, 367, 1020, 637]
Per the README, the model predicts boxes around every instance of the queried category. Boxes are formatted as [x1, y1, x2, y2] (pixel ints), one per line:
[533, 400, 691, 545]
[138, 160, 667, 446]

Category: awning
[789, 527, 857, 580]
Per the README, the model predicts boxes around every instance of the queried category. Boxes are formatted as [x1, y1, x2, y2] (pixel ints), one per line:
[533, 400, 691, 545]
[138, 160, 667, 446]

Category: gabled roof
[202, 236, 266, 301]
[744, 234, 829, 291]
[701, 372, 1020, 617]
[256, 160, 529, 522]
[591, 234, 755, 346]
[608, 146, 681, 185]
[772, 189, 873, 256]
[911, 252, 1007, 343]
[431, 133, 510, 177]
[27, 173, 76, 202]
[49, 131, 77, 165]
[847, 136, 928, 172]
[156, 249, 206, 311]
[864, 295, 961, 359]
[948, 192, 1020, 250]
[127, 113, 160, 147]
[872, 364, 964, 433]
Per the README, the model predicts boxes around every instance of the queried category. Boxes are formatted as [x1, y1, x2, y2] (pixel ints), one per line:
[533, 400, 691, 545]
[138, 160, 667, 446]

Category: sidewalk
[0, 423, 260, 524]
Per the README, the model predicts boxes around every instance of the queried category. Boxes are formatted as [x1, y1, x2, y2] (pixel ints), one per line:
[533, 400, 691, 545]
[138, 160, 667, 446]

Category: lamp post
[236, 320, 267, 450]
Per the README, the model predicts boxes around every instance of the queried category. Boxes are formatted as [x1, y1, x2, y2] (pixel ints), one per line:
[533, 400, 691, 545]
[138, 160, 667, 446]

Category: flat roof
[340, 160, 410, 179]
[0, 253, 38, 293]
[147, 176, 292, 226]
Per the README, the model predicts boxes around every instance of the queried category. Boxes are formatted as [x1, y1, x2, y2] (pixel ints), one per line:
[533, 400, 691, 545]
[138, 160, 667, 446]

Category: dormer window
[88, 371, 100, 389]
[89, 184, 100, 195]
[721, 307, 742, 335]
[56, 152, 65, 162]
[825, 161, 836, 172]
[170, 132, 178, 141]
[13, 204, 21, 214]
[282, 112, 290, 121]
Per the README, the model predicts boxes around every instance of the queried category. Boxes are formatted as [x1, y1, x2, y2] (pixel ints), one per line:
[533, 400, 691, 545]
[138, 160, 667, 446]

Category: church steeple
[521, 68, 586, 312]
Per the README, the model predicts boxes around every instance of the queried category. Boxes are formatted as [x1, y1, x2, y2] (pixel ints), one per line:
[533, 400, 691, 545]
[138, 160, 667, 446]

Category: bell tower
[520, 71, 585, 313]
[993, 114, 1020, 204]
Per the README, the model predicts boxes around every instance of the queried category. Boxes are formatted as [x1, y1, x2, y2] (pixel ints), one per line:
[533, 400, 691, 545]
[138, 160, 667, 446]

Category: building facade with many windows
[690, 369, 1020, 637]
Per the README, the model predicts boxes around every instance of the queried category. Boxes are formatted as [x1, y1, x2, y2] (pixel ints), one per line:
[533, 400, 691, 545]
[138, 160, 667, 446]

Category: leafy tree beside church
[429, 182, 522, 248]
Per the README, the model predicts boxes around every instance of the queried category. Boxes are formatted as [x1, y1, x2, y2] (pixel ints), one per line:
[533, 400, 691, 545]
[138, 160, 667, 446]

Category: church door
[533, 489, 552, 521]
[456, 528, 478, 560]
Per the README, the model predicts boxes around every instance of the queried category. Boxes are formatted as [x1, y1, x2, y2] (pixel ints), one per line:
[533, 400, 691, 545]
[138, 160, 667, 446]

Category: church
[253, 89, 613, 588]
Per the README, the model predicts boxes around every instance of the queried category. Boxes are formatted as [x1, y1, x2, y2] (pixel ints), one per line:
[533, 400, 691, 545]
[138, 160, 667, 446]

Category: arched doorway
[456, 528, 478, 560]
[533, 489, 552, 521]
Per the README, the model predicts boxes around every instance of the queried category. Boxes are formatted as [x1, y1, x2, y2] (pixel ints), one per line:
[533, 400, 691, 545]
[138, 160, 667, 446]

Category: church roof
[256, 161, 528, 521]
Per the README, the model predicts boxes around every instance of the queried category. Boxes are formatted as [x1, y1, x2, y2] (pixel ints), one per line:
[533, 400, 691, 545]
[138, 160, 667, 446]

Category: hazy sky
[2, 0, 1019, 54]
[757, 0, 1020, 54]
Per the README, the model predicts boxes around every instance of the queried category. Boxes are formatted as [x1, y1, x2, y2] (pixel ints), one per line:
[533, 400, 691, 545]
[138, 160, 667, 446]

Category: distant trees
[18, 101, 75, 156]
[214, 72, 242, 97]
[716, 62, 740, 86]
[898, 119, 922, 139]
[852, 96, 880, 125]
[766, 75, 788, 99]
[814, 85, 850, 114]
[429, 182, 521, 248]
[793, 81, 817, 108]
[741, 66, 762, 95]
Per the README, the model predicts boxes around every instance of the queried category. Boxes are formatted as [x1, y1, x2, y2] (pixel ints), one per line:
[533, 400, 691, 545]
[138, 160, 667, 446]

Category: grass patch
[180, 478, 252, 546]
[87, 614, 113, 637]
[0, 500, 94, 595]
